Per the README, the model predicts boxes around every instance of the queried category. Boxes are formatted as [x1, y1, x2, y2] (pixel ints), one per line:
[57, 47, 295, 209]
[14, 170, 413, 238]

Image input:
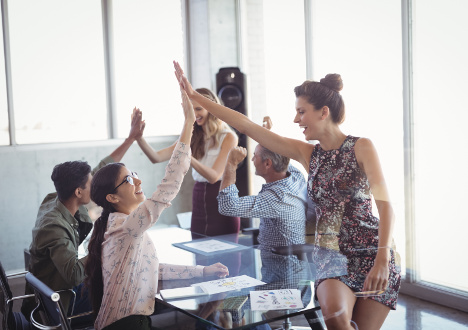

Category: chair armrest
[68, 310, 93, 320]
[271, 244, 317, 261]
[30, 304, 62, 330]
[6, 270, 28, 279]
[242, 227, 260, 245]
[56, 289, 76, 317]
[6, 293, 35, 304]
[241, 227, 259, 235]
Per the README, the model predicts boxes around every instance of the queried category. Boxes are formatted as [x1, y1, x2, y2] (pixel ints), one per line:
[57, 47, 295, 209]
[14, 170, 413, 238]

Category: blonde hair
[191, 88, 236, 160]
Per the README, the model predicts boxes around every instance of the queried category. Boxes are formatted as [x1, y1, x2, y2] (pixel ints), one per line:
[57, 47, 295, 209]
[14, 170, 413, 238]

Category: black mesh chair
[0, 260, 35, 330]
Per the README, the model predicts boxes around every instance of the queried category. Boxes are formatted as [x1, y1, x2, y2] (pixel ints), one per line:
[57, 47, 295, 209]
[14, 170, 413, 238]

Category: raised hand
[203, 262, 229, 278]
[227, 146, 247, 167]
[180, 87, 195, 124]
[173, 60, 196, 99]
[129, 107, 145, 140]
[262, 116, 272, 130]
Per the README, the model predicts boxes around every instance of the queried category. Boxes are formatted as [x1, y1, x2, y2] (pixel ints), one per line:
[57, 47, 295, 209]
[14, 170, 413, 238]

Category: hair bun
[320, 74, 343, 93]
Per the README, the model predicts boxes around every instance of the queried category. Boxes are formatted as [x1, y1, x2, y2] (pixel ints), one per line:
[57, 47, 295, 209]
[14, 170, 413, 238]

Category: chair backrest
[23, 249, 31, 271]
[1, 261, 34, 330]
[0, 260, 14, 329]
[176, 211, 192, 229]
[25, 272, 71, 330]
[0, 260, 13, 300]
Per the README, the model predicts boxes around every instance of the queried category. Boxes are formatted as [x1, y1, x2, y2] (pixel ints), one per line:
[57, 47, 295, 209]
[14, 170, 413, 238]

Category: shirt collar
[261, 171, 291, 190]
[55, 196, 80, 227]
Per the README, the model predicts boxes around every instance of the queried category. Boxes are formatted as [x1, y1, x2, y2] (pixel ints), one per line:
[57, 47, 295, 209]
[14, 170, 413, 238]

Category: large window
[245, 0, 307, 193]
[8, 0, 107, 144]
[412, 0, 468, 292]
[112, 0, 185, 138]
[262, 0, 306, 142]
[311, 0, 405, 270]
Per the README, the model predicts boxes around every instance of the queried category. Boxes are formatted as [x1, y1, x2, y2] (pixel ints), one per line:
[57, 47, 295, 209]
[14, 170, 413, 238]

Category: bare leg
[352, 298, 390, 330]
[316, 279, 356, 330]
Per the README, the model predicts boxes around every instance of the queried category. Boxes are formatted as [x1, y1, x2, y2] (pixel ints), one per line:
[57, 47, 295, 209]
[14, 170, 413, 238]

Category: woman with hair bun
[84, 89, 229, 330]
[174, 61, 401, 330]
[137, 87, 240, 237]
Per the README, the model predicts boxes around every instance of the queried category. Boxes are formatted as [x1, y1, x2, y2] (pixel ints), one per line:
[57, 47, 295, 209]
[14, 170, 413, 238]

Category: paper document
[193, 275, 266, 294]
[250, 289, 304, 310]
[184, 239, 239, 253]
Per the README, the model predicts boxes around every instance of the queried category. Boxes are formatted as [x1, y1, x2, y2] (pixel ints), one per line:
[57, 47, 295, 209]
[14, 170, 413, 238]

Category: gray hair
[258, 145, 290, 173]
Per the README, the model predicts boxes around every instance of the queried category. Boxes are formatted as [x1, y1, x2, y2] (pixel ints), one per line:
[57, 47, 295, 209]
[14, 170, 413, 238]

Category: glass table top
[148, 226, 322, 329]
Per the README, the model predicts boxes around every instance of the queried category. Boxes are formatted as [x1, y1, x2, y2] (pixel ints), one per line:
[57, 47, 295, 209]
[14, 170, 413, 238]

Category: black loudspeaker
[216, 67, 250, 222]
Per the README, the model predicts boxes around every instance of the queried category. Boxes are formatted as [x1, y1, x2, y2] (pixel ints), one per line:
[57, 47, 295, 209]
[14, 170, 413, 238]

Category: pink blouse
[95, 142, 204, 330]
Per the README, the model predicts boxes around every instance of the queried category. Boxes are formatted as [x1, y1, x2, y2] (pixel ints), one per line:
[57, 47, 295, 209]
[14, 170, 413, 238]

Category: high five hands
[174, 61, 196, 99]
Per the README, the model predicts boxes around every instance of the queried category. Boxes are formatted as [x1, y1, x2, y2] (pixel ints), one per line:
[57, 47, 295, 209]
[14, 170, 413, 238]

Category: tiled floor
[380, 293, 468, 330]
[4, 276, 468, 329]
[267, 293, 468, 330]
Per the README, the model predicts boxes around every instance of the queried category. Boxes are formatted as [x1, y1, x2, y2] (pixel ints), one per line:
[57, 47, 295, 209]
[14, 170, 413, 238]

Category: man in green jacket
[22, 108, 144, 321]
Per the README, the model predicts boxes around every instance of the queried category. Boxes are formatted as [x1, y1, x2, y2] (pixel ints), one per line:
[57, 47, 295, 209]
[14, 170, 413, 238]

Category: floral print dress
[308, 135, 401, 309]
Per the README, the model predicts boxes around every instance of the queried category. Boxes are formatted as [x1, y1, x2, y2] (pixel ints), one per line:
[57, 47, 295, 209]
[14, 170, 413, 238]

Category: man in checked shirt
[217, 117, 309, 252]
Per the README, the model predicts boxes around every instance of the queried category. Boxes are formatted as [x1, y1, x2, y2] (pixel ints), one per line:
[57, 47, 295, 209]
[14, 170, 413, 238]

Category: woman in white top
[137, 88, 240, 237]
[84, 90, 229, 330]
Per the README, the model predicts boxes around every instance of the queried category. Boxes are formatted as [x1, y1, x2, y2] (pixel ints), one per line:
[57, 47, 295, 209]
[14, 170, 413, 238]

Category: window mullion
[401, 0, 417, 283]
[1, 0, 16, 146]
[102, 0, 117, 139]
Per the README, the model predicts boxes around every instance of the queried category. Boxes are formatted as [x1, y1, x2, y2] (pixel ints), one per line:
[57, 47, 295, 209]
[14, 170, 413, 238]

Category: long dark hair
[84, 163, 124, 314]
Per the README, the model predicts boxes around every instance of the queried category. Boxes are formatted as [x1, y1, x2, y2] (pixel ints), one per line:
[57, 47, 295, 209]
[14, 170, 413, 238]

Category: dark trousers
[103, 314, 151, 330]
[69, 283, 94, 327]
[191, 181, 240, 236]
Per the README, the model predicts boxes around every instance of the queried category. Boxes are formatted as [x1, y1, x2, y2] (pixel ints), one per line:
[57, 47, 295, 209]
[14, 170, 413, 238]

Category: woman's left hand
[203, 262, 229, 278]
[362, 258, 390, 296]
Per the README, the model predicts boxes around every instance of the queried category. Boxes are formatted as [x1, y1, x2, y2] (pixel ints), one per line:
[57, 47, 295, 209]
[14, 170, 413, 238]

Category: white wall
[0, 137, 195, 272]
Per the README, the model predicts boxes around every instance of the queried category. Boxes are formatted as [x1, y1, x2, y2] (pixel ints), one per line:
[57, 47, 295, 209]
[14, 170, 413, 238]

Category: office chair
[0, 260, 35, 330]
[25, 272, 94, 330]
[26, 272, 71, 330]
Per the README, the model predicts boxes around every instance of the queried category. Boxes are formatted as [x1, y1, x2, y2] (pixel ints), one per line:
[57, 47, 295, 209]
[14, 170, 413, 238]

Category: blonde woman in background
[137, 88, 240, 237]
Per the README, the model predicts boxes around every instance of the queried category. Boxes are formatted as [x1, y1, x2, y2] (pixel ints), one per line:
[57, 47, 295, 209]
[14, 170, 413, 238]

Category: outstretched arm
[137, 138, 177, 164]
[173, 61, 313, 170]
[190, 132, 237, 184]
[110, 107, 145, 162]
[220, 146, 247, 191]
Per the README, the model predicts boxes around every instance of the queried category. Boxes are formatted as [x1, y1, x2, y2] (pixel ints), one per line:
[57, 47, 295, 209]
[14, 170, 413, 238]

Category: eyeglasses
[113, 172, 138, 191]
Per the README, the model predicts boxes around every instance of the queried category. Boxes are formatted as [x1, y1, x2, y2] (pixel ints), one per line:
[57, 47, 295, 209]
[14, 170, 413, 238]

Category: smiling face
[294, 96, 323, 141]
[252, 144, 268, 177]
[192, 99, 210, 127]
[110, 167, 145, 214]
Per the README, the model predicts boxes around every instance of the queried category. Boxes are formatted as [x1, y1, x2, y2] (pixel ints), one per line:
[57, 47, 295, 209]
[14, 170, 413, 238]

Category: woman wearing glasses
[84, 90, 229, 330]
